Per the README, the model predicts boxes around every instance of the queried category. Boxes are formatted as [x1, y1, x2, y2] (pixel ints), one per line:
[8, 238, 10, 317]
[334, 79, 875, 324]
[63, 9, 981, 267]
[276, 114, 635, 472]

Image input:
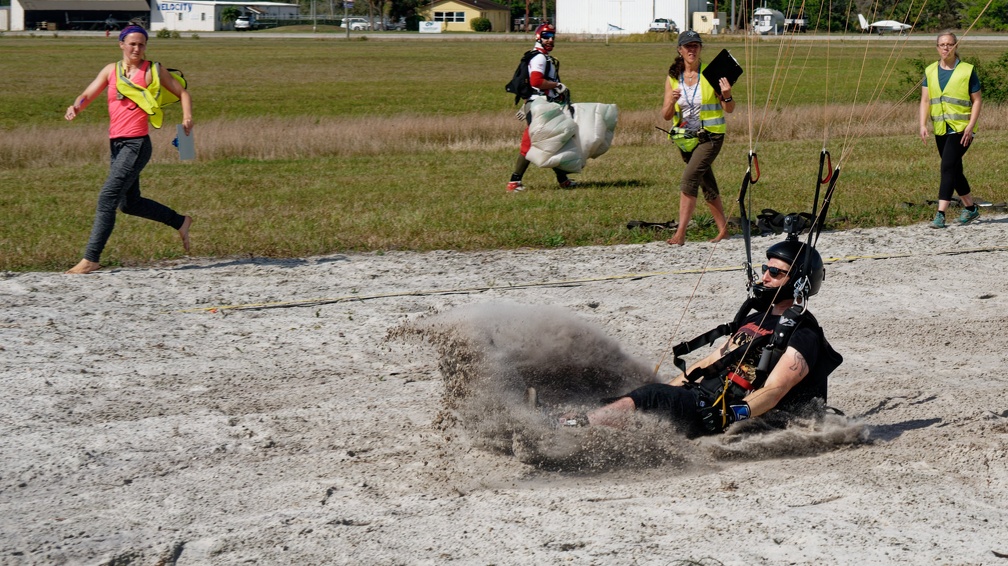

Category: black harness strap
[688, 332, 772, 386]
[752, 304, 812, 391]
[674, 299, 765, 382]
[672, 322, 735, 377]
[676, 299, 809, 401]
[738, 154, 758, 292]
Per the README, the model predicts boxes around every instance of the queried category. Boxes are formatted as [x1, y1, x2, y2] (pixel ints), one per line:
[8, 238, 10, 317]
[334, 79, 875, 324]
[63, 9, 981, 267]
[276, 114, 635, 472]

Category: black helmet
[753, 236, 825, 306]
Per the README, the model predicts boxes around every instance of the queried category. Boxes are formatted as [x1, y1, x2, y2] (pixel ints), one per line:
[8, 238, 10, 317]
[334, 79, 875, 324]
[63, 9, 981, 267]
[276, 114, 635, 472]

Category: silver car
[341, 17, 371, 30]
[234, 15, 257, 30]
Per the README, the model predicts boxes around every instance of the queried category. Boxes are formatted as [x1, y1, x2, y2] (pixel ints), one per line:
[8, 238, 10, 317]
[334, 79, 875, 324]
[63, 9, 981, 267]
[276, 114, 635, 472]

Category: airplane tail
[857, 13, 868, 30]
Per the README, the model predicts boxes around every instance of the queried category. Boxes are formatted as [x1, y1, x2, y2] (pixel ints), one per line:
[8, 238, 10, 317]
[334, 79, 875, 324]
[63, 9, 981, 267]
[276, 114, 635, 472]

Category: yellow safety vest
[116, 61, 187, 129]
[669, 64, 726, 134]
[925, 61, 975, 136]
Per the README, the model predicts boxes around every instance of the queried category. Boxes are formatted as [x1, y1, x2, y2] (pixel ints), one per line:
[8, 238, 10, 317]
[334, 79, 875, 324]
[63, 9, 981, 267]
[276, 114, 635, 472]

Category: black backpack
[505, 50, 547, 105]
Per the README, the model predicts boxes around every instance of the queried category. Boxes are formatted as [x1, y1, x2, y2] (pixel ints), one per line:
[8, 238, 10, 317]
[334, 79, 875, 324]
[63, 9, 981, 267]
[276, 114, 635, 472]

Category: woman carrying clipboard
[662, 30, 736, 246]
[63, 24, 193, 274]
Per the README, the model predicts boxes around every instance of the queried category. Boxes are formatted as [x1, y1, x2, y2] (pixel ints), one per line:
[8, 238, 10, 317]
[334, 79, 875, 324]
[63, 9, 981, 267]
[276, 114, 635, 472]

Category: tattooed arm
[742, 346, 810, 417]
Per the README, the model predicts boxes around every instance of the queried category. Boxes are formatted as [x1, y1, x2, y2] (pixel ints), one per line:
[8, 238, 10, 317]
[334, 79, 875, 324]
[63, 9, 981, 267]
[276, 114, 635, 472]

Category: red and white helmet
[535, 22, 556, 51]
[535, 22, 556, 40]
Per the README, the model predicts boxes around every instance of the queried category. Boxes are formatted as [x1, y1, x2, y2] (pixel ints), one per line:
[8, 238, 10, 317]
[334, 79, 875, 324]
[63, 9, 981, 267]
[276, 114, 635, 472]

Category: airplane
[64, 12, 120, 31]
[857, 13, 912, 35]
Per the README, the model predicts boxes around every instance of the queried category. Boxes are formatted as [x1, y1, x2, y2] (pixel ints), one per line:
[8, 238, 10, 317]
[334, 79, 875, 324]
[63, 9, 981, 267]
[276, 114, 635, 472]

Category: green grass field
[1, 34, 1006, 272]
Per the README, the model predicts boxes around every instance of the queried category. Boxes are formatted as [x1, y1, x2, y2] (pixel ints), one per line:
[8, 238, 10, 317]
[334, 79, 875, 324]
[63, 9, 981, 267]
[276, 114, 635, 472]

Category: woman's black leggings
[935, 132, 972, 202]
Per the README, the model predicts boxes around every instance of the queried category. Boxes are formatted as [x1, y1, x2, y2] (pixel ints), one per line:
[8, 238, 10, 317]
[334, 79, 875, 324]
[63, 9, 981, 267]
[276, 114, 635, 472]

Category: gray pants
[83, 136, 185, 263]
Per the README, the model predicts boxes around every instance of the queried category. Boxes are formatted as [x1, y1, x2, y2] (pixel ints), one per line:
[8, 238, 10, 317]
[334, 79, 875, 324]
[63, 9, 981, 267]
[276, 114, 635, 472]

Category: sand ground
[1, 216, 1007, 565]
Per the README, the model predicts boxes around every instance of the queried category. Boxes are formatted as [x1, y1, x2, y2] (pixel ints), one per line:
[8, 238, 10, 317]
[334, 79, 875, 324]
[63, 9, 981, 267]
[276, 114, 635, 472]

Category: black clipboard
[702, 49, 743, 97]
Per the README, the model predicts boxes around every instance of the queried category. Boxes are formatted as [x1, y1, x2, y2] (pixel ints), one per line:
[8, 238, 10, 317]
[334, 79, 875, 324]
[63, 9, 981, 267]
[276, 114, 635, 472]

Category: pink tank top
[107, 61, 151, 139]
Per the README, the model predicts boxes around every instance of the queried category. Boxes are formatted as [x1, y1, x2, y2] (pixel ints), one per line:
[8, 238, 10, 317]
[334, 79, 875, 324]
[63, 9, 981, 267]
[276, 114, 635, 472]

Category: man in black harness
[567, 235, 842, 436]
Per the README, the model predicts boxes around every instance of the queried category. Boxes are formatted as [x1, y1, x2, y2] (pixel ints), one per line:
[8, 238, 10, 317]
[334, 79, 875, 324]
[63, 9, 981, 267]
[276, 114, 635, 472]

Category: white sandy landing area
[1, 216, 1007, 565]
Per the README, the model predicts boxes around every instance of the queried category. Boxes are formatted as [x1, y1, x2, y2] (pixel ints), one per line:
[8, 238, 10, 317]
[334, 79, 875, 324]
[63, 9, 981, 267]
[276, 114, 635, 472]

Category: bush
[156, 28, 172, 38]
[978, 53, 1008, 103]
[471, 17, 491, 32]
[903, 53, 1008, 104]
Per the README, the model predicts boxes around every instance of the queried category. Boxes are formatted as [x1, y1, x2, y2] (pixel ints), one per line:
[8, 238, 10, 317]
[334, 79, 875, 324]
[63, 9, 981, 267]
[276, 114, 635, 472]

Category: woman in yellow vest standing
[662, 30, 735, 245]
[919, 31, 982, 229]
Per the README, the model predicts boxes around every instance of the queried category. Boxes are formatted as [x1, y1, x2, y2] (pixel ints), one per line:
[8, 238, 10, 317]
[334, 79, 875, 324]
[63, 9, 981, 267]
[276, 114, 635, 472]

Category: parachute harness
[668, 137, 841, 431]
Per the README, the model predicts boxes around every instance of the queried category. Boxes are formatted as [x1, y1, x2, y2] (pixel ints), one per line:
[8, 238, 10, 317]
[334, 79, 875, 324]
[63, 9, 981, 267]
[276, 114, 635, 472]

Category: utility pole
[343, 0, 350, 38]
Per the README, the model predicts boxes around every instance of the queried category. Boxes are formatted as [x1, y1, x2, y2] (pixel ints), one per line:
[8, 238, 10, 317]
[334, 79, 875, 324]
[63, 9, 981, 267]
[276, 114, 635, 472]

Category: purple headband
[119, 25, 148, 42]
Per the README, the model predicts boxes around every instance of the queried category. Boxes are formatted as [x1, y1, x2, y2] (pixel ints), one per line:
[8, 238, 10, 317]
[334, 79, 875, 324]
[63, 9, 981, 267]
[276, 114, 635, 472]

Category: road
[6, 29, 1007, 43]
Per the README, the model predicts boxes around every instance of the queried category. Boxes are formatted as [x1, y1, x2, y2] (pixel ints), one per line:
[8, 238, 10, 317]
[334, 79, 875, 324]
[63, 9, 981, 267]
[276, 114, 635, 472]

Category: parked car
[384, 17, 406, 31]
[512, 16, 541, 31]
[234, 15, 257, 30]
[648, 18, 679, 33]
[341, 17, 371, 30]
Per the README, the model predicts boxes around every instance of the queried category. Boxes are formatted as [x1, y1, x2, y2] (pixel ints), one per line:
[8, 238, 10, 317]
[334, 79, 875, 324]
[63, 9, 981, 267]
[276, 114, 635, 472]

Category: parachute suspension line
[868, 0, 927, 102]
[742, 0, 758, 154]
[960, 0, 996, 39]
[777, 0, 819, 113]
[739, 0, 817, 148]
[837, 0, 927, 166]
[838, 0, 883, 163]
[832, 0, 863, 159]
[754, 30, 791, 146]
[652, 240, 731, 379]
[741, 0, 782, 148]
[820, 0, 835, 150]
[815, 0, 842, 150]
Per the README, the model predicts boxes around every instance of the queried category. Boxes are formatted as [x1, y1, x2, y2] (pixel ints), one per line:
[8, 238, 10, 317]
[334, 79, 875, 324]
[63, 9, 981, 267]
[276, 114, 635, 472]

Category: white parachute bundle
[525, 99, 619, 173]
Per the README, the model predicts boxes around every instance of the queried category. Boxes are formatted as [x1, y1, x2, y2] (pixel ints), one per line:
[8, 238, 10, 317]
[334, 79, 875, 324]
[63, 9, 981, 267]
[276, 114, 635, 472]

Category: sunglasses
[540, 32, 555, 39]
[762, 264, 790, 278]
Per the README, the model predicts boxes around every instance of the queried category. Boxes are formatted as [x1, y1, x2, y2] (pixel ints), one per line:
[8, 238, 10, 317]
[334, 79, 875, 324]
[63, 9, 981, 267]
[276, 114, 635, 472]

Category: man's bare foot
[179, 215, 193, 253]
[65, 259, 101, 274]
[710, 230, 730, 243]
[666, 232, 686, 246]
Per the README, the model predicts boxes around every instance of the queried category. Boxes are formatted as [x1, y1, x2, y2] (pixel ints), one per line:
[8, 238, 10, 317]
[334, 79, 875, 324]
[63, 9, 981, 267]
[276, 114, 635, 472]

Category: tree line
[758, 0, 1008, 32]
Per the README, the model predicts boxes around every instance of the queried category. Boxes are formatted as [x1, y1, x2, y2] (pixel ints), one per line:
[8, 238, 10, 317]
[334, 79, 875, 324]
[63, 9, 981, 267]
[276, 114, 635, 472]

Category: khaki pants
[678, 132, 725, 202]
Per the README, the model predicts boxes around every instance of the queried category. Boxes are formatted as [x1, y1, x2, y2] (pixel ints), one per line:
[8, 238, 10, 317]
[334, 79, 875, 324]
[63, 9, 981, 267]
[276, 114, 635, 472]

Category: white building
[7, 0, 297, 32]
[11, 0, 149, 31]
[556, 0, 736, 35]
[153, 0, 297, 32]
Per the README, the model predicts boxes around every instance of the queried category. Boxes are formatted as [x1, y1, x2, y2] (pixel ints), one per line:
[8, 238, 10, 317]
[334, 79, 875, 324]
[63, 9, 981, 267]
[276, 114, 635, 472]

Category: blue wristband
[729, 403, 751, 422]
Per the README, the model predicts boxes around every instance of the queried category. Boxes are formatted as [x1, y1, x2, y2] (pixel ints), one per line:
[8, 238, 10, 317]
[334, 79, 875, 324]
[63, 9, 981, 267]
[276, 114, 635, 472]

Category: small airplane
[64, 12, 120, 31]
[857, 13, 912, 35]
